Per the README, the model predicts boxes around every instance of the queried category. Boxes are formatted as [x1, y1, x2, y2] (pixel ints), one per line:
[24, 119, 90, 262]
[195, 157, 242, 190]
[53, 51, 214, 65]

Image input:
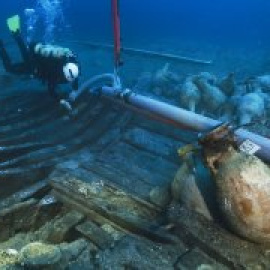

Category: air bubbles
[24, 0, 66, 44]
[24, 8, 37, 43]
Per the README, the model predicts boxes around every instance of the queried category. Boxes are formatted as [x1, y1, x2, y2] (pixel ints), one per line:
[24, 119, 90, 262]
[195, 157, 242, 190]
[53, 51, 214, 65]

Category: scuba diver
[0, 15, 80, 112]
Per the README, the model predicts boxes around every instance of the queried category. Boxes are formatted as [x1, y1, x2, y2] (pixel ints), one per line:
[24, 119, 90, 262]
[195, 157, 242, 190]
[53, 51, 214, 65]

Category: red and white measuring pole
[111, 0, 122, 87]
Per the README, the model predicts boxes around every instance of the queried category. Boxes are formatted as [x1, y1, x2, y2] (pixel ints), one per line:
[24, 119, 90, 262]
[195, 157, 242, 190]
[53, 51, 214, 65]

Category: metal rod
[111, 0, 121, 70]
[100, 86, 270, 164]
[70, 41, 212, 65]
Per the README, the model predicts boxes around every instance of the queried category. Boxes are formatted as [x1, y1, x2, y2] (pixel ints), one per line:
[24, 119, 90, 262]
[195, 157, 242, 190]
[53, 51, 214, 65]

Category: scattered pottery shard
[219, 101, 236, 122]
[255, 75, 270, 91]
[218, 73, 236, 97]
[237, 92, 265, 125]
[194, 77, 226, 113]
[234, 83, 247, 96]
[171, 154, 213, 221]
[196, 72, 217, 85]
[201, 126, 270, 244]
[154, 63, 175, 86]
[177, 76, 201, 112]
[154, 64, 179, 84]
[151, 63, 181, 98]
[149, 185, 171, 208]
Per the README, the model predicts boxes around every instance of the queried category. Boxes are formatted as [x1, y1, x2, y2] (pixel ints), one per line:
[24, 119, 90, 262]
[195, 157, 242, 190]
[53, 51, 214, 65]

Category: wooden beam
[49, 169, 176, 244]
[76, 220, 114, 250]
[168, 205, 270, 268]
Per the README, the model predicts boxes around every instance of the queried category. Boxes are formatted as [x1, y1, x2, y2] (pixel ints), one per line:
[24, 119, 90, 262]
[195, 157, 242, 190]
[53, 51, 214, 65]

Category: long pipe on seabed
[71, 74, 270, 164]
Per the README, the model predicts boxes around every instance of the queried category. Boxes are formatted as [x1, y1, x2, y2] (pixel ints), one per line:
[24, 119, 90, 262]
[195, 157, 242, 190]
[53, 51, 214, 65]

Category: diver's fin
[7, 15, 20, 33]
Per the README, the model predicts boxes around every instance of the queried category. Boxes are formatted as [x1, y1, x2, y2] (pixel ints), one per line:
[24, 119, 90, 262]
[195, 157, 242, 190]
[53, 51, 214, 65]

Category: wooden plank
[81, 160, 153, 199]
[90, 111, 132, 153]
[45, 210, 85, 244]
[55, 166, 155, 210]
[49, 170, 176, 244]
[0, 166, 52, 199]
[123, 127, 181, 163]
[0, 198, 36, 218]
[0, 105, 112, 169]
[0, 199, 37, 241]
[168, 205, 270, 269]
[76, 220, 115, 250]
[96, 235, 187, 270]
[86, 141, 178, 187]
[0, 181, 50, 211]
[176, 248, 229, 270]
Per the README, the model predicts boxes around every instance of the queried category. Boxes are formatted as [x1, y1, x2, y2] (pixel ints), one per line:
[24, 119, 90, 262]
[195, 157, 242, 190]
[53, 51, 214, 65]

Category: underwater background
[0, 0, 270, 83]
[2, 1, 270, 59]
[2, 1, 270, 43]
[0, 0, 270, 121]
[4, 1, 268, 40]
[1, 0, 270, 127]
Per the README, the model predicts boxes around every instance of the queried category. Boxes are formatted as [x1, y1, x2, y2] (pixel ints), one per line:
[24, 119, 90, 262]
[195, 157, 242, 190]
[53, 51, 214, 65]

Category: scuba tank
[34, 43, 74, 58]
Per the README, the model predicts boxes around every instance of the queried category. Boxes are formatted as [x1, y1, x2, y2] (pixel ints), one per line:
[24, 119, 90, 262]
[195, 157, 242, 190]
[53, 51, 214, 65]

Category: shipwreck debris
[49, 168, 176, 244]
[19, 242, 62, 269]
[200, 123, 270, 244]
[177, 76, 201, 112]
[171, 153, 213, 221]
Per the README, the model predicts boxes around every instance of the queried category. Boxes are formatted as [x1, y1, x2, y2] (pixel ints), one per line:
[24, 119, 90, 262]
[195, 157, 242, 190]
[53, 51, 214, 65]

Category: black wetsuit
[0, 32, 79, 101]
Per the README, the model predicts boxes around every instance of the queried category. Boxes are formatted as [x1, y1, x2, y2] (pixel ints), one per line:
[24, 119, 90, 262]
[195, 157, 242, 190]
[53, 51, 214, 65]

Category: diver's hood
[63, 62, 79, 82]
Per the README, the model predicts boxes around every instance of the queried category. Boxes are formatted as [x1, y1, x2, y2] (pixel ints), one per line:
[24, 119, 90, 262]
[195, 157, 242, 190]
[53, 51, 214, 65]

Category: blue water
[2, 1, 270, 44]
[1, 0, 270, 77]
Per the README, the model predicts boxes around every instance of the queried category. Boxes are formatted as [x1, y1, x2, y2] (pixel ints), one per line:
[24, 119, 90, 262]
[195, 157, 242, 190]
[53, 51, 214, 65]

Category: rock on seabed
[19, 242, 61, 268]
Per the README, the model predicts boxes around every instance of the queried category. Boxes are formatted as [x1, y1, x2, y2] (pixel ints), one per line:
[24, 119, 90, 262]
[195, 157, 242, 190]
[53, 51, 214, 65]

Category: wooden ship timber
[0, 82, 270, 269]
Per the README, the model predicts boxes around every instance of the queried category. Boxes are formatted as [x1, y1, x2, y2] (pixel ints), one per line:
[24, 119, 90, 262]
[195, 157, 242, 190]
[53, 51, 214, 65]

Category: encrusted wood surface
[168, 204, 270, 269]
[50, 169, 177, 244]
[1, 78, 270, 268]
[76, 220, 115, 249]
